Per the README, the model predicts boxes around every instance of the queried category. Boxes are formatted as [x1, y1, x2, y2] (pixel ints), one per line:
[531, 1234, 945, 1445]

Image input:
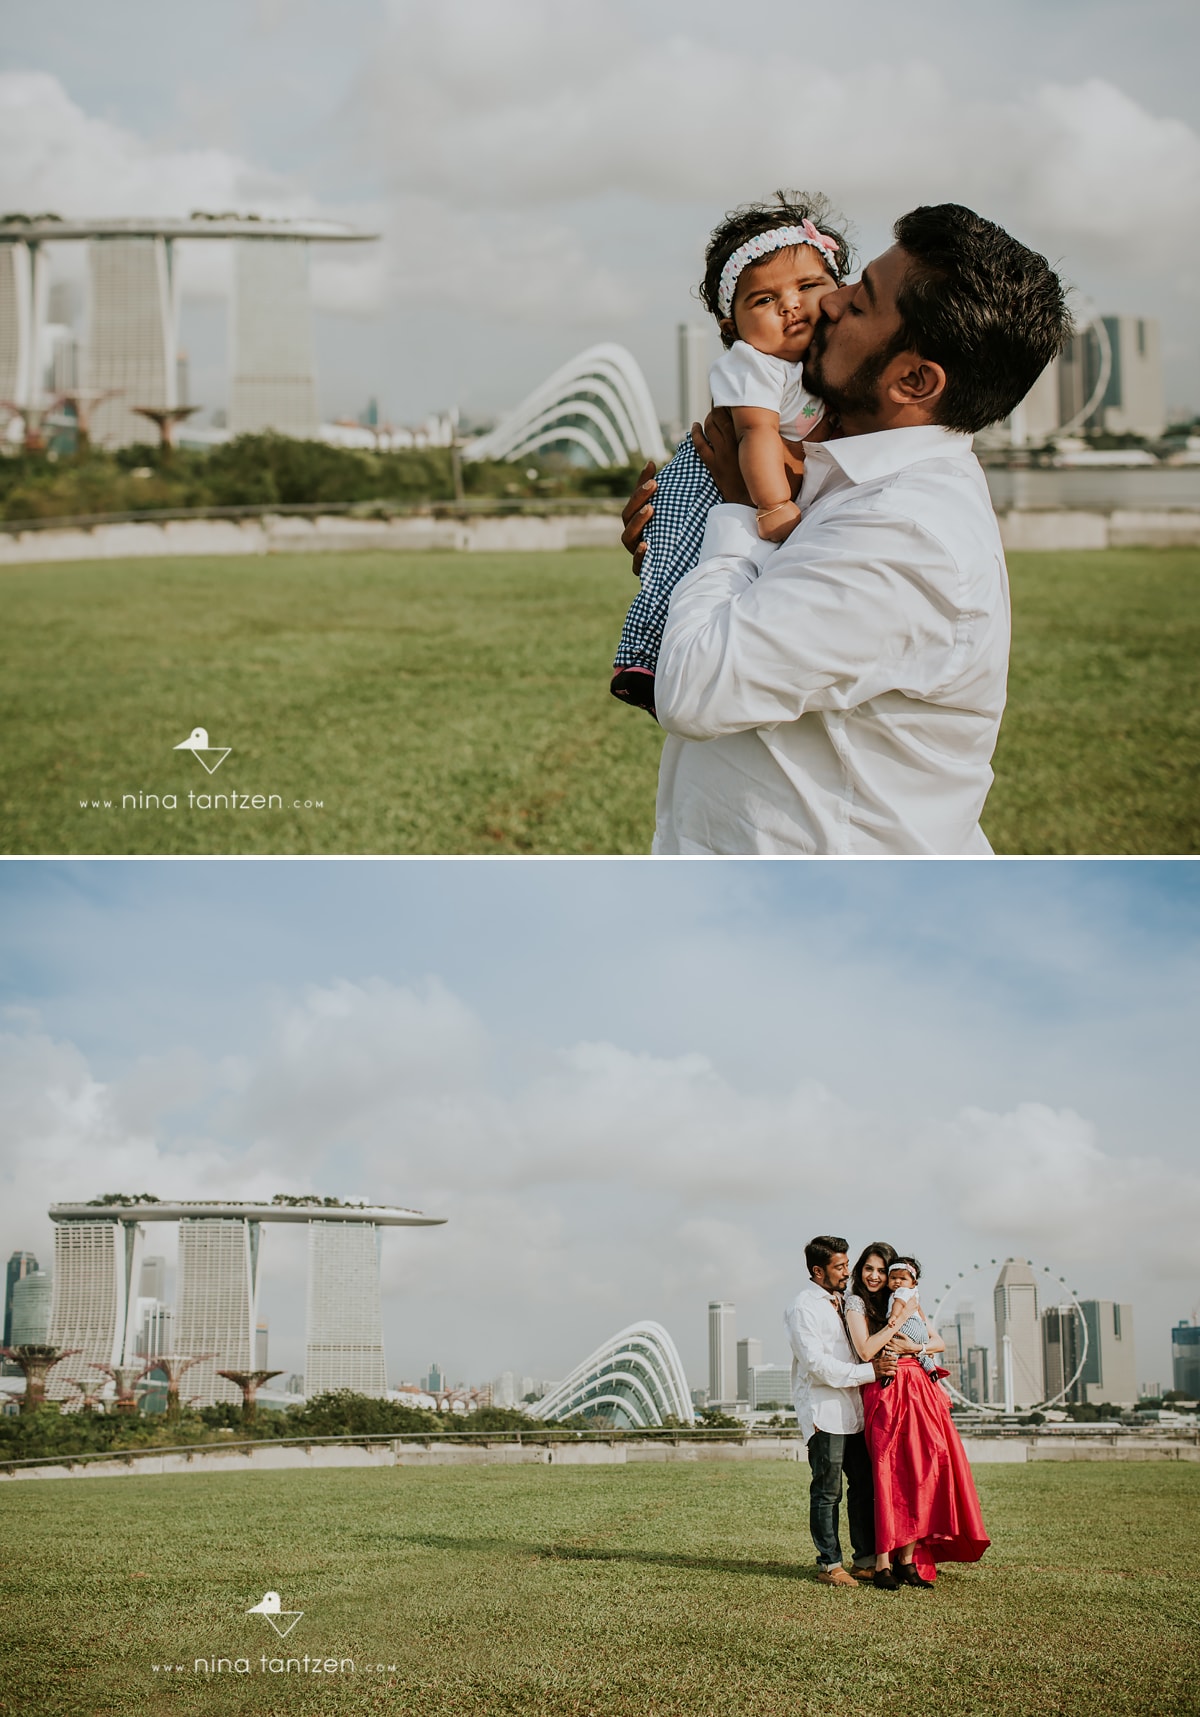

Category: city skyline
[3, 0, 1198, 424]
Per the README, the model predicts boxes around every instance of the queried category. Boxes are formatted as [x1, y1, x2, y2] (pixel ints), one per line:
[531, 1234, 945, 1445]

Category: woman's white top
[709, 340, 824, 442]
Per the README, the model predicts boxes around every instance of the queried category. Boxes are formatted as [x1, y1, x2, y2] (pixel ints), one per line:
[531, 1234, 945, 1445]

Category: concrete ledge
[2, 507, 1197, 566]
[0, 510, 625, 565]
[3, 1431, 1195, 1482]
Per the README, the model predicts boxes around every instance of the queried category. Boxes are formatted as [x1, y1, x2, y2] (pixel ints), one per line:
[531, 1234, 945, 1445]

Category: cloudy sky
[5, 0, 1199, 425]
[1, 859, 1195, 1392]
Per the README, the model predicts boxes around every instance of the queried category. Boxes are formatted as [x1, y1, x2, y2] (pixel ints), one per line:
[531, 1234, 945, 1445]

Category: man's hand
[873, 1351, 898, 1379]
[620, 460, 657, 577]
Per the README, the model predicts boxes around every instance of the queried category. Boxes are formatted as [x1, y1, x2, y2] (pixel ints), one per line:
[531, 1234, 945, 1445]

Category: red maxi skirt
[862, 1358, 990, 1583]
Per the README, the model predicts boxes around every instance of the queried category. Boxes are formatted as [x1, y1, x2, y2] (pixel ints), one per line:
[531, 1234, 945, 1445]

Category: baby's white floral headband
[716, 219, 841, 318]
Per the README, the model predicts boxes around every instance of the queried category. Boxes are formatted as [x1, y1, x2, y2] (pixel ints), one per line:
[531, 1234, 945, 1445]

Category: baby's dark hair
[889, 1255, 922, 1281]
[700, 190, 853, 347]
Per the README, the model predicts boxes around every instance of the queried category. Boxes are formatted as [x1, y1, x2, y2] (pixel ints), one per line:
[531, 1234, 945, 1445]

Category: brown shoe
[849, 1565, 876, 1581]
[816, 1566, 858, 1587]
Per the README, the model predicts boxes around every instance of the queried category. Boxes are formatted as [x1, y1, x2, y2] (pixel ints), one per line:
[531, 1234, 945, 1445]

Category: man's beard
[804, 322, 894, 419]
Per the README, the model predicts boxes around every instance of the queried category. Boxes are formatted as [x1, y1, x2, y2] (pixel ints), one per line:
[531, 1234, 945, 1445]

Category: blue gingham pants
[613, 435, 720, 671]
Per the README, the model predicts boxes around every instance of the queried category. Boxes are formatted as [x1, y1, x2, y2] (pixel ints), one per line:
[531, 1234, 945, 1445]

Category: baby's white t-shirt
[708, 340, 824, 442]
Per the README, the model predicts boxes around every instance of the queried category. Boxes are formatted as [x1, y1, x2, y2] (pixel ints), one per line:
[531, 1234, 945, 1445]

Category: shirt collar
[807, 424, 975, 487]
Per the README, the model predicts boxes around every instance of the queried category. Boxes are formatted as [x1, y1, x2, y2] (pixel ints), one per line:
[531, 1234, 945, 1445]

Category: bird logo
[245, 1591, 304, 1638]
[173, 726, 232, 774]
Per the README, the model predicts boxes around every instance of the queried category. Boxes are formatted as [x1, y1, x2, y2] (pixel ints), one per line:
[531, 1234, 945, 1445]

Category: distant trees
[0, 434, 647, 524]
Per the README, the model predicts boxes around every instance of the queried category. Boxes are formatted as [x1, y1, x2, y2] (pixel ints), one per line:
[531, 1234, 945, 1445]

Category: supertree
[141, 1354, 215, 1422]
[216, 1369, 285, 1424]
[0, 1345, 82, 1413]
[63, 1378, 107, 1412]
[89, 1361, 153, 1414]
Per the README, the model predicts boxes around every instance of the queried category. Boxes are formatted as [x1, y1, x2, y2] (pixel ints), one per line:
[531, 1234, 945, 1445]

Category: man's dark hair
[805, 1235, 850, 1274]
[889, 204, 1072, 433]
[701, 190, 853, 346]
[889, 1254, 922, 1281]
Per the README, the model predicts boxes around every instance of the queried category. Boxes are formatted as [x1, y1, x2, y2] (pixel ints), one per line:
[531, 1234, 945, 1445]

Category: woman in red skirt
[844, 1250, 990, 1590]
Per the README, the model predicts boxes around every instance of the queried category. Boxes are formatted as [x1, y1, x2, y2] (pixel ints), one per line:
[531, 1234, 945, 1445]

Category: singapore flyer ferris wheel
[929, 1257, 1090, 1418]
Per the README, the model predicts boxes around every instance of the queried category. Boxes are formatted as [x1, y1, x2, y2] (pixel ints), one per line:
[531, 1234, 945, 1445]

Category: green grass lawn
[1, 1461, 1196, 1717]
[0, 546, 1196, 854]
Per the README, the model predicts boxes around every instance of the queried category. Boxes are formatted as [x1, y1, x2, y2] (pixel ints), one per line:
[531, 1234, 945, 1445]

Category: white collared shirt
[652, 425, 1011, 855]
[784, 1279, 875, 1443]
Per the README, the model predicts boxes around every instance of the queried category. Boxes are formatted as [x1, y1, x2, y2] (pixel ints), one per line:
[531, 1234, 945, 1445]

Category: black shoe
[895, 1561, 935, 1588]
[610, 667, 657, 718]
[872, 1569, 899, 1590]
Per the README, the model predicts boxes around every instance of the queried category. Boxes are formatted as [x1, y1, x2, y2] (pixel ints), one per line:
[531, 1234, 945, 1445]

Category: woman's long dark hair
[851, 1241, 897, 1335]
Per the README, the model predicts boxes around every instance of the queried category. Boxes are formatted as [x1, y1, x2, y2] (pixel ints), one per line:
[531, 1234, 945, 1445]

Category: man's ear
[885, 354, 947, 413]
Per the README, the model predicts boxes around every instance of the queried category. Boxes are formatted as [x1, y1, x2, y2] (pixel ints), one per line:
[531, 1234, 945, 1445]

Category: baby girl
[611, 191, 851, 717]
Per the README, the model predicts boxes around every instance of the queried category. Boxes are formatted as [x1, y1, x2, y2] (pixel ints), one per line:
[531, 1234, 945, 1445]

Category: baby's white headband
[716, 219, 841, 318]
[889, 1261, 917, 1274]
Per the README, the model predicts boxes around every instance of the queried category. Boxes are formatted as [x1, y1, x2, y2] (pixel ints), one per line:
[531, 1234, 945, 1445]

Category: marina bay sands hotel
[0, 215, 377, 447]
[45, 1199, 445, 1407]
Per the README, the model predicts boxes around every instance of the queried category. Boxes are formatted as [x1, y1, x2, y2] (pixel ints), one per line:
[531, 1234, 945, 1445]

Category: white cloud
[363, 5, 1200, 267]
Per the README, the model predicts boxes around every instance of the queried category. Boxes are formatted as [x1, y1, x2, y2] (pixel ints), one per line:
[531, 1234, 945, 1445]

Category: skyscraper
[139, 1255, 167, 1300]
[736, 1336, 762, 1403]
[1083, 1301, 1136, 1406]
[86, 235, 179, 448]
[4, 1250, 39, 1346]
[1041, 1304, 1085, 1402]
[0, 240, 46, 407]
[993, 1259, 1043, 1409]
[47, 1217, 145, 1396]
[9, 1270, 52, 1345]
[305, 1221, 387, 1397]
[174, 1218, 260, 1408]
[229, 240, 318, 436]
[708, 1302, 736, 1405]
[1171, 1320, 1200, 1398]
[943, 1306, 976, 1396]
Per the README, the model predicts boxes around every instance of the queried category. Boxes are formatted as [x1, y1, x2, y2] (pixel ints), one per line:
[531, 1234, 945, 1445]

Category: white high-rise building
[230, 240, 318, 436]
[174, 1218, 260, 1408]
[86, 236, 179, 448]
[0, 239, 47, 407]
[47, 1217, 145, 1397]
[994, 1258, 1043, 1409]
[708, 1301, 736, 1405]
[305, 1220, 387, 1397]
[135, 1299, 174, 1358]
[748, 1363, 791, 1410]
[139, 1255, 167, 1300]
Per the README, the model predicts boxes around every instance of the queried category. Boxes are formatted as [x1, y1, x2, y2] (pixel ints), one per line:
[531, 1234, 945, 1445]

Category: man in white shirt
[621, 204, 1071, 854]
[785, 1234, 896, 1586]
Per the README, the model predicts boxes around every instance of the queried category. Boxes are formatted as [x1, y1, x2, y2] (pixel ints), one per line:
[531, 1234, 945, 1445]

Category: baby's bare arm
[730, 406, 802, 542]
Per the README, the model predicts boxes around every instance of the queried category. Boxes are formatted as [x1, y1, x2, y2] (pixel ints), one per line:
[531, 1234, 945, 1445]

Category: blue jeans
[807, 1429, 875, 1569]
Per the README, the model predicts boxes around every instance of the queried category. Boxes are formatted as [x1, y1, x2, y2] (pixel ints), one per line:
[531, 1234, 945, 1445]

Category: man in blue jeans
[785, 1234, 896, 1586]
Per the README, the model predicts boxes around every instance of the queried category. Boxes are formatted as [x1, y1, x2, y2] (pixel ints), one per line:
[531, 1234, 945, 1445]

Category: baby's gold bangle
[756, 502, 794, 519]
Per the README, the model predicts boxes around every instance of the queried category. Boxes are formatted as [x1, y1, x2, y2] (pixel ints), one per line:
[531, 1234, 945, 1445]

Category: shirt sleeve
[656, 504, 963, 741]
[785, 1298, 875, 1390]
[709, 342, 789, 413]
